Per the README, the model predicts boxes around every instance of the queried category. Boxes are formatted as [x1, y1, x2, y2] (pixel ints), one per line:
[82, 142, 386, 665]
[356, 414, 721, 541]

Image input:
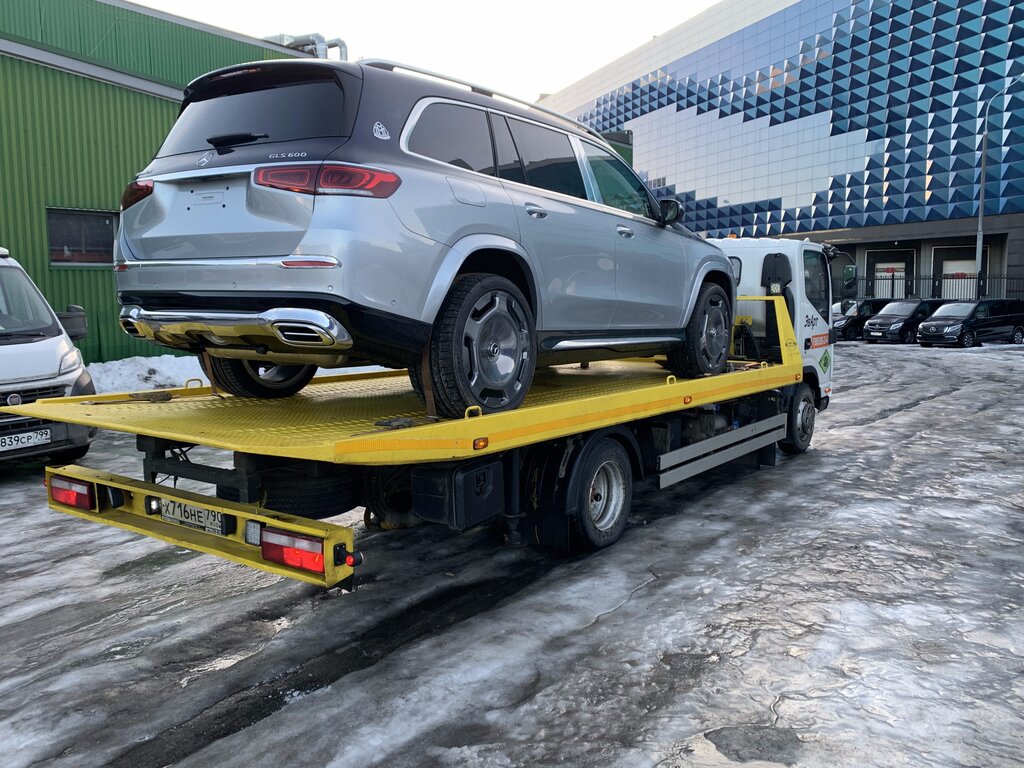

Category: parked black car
[832, 298, 892, 340]
[862, 299, 947, 343]
[917, 299, 1024, 348]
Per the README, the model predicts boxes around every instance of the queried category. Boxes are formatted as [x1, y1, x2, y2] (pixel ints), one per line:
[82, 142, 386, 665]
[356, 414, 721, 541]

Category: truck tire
[429, 274, 536, 419]
[206, 358, 316, 399]
[779, 383, 815, 455]
[572, 438, 632, 550]
[665, 283, 731, 378]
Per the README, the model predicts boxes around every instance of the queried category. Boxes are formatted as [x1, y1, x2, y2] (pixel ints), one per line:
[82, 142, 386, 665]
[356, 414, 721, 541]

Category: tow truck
[3, 239, 834, 590]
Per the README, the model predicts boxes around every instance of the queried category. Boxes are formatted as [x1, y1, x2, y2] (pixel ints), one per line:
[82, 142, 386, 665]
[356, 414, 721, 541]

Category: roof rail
[361, 59, 605, 142]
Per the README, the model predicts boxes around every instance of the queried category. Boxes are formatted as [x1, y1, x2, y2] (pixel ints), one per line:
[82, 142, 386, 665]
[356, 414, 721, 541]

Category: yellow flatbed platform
[2, 297, 801, 466]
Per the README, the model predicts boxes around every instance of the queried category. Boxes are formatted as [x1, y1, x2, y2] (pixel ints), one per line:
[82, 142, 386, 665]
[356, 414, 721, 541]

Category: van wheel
[900, 328, 913, 343]
[573, 438, 632, 550]
[1012, 327, 1024, 344]
[407, 363, 425, 402]
[206, 358, 316, 398]
[958, 330, 977, 349]
[430, 274, 535, 419]
[779, 383, 815, 455]
[666, 283, 731, 378]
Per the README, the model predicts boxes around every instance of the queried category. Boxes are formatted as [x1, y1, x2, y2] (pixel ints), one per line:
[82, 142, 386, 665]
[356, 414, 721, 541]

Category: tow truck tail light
[50, 476, 95, 510]
[260, 528, 325, 574]
[254, 164, 401, 198]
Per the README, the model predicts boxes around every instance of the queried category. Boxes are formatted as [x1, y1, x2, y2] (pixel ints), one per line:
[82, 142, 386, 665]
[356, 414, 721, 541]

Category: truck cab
[710, 238, 833, 412]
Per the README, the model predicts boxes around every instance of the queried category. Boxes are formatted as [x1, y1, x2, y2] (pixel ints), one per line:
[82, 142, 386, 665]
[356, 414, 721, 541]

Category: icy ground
[3, 342, 1023, 767]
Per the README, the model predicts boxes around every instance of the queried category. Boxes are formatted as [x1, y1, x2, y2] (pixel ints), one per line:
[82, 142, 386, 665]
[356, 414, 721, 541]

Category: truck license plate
[0, 428, 50, 452]
[159, 498, 230, 535]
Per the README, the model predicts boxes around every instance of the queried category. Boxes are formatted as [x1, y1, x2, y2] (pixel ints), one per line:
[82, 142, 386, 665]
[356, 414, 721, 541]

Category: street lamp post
[975, 74, 1024, 298]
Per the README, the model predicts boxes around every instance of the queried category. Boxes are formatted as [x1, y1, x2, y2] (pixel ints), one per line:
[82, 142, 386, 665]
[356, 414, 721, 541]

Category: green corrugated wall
[0, 0, 292, 89]
[0, 0, 298, 362]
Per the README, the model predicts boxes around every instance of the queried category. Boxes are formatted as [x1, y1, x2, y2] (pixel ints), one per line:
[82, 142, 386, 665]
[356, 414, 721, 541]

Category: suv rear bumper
[118, 292, 431, 368]
[120, 305, 354, 365]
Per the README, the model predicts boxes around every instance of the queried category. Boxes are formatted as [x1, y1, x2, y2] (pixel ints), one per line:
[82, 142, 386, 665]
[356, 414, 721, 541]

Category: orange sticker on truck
[810, 333, 830, 349]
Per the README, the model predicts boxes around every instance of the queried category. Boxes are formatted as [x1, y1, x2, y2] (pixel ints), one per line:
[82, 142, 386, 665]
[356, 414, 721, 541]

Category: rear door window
[506, 119, 586, 199]
[409, 103, 494, 174]
[158, 78, 345, 157]
[489, 114, 526, 184]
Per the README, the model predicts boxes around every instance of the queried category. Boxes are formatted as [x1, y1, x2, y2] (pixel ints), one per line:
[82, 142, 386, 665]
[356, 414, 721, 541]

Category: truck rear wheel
[573, 438, 632, 550]
[779, 383, 815, 455]
[206, 358, 316, 399]
[665, 283, 731, 378]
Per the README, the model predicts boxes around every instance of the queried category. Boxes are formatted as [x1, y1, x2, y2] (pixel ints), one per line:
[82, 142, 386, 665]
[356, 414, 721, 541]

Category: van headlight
[945, 324, 962, 334]
[59, 348, 83, 374]
[834, 318, 848, 327]
[889, 321, 903, 330]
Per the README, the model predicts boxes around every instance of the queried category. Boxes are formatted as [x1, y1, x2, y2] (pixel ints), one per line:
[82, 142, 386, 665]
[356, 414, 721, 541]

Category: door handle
[524, 204, 548, 219]
[616, 225, 634, 238]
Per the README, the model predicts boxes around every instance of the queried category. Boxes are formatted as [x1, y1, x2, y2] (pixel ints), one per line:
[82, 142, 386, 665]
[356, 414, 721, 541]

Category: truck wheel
[430, 274, 535, 419]
[573, 438, 632, 550]
[665, 283, 731, 378]
[958, 330, 977, 349]
[779, 383, 815, 455]
[1012, 327, 1024, 344]
[206, 358, 316, 398]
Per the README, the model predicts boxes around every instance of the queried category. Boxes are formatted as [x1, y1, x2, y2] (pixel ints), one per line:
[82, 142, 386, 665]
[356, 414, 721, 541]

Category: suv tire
[206, 358, 316, 398]
[429, 274, 535, 418]
[666, 283, 731, 378]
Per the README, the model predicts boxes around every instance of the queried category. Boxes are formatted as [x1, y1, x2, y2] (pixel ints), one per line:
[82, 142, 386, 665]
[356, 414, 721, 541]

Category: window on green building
[47, 209, 117, 265]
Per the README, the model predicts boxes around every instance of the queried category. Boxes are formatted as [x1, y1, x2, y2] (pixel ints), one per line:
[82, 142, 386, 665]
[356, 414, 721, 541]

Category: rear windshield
[879, 301, 918, 315]
[157, 78, 344, 158]
[931, 302, 975, 319]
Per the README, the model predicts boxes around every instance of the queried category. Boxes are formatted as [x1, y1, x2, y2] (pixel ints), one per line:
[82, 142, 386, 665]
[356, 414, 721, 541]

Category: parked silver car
[116, 60, 735, 417]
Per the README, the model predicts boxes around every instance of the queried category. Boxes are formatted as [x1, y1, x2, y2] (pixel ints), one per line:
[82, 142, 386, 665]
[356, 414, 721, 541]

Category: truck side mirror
[658, 198, 681, 226]
[58, 305, 88, 342]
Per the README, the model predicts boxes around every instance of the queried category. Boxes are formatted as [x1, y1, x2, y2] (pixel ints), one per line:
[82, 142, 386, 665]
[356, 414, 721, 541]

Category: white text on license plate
[0, 428, 50, 453]
[159, 499, 225, 534]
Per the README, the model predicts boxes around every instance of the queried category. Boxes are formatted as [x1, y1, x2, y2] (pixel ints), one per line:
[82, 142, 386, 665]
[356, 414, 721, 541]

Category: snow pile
[87, 355, 207, 394]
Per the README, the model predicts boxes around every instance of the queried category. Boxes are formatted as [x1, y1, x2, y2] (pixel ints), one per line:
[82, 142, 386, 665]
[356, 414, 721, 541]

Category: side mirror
[658, 198, 681, 226]
[58, 305, 88, 341]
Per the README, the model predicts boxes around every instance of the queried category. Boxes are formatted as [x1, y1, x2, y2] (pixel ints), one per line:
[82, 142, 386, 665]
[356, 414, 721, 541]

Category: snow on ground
[86, 355, 383, 394]
[3, 341, 1024, 767]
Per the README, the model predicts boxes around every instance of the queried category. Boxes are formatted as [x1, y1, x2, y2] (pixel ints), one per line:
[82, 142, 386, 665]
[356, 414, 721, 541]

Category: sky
[128, 0, 721, 102]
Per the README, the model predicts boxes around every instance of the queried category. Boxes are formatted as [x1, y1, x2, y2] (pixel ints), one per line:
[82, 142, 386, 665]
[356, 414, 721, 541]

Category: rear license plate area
[156, 497, 236, 536]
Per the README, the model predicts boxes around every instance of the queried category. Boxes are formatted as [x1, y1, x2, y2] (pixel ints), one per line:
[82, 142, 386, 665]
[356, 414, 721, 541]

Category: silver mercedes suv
[116, 60, 735, 418]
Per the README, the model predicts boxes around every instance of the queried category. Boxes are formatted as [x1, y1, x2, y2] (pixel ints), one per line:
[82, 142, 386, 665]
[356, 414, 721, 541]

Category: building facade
[542, 0, 1024, 301]
[0, 0, 300, 363]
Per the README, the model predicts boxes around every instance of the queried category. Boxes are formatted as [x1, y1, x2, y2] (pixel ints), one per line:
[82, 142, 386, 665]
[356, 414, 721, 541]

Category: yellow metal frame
[3, 297, 801, 466]
[44, 465, 356, 588]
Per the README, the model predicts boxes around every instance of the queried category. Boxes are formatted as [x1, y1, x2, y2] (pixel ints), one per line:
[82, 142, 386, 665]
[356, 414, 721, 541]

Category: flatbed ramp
[3, 356, 801, 465]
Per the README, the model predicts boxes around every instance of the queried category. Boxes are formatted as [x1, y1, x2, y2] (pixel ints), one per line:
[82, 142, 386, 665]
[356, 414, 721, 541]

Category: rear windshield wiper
[205, 132, 268, 148]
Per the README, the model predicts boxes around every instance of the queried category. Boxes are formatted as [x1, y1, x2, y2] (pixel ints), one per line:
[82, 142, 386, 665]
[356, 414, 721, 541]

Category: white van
[0, 247, 96, 463]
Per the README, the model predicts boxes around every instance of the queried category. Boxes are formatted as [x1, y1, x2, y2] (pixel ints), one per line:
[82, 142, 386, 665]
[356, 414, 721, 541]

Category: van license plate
[159, 499, 231, 535]
[869, 332, 882, 336]
[0, 429, 50, 452]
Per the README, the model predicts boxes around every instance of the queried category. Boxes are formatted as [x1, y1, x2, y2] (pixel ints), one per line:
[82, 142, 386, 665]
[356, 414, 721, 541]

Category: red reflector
[254, 166, 316, 194]
[50, 476, 95, 510]
[260, 528, 325, 574]
[120, 179, 153, 210]
[253, 164, 401, 198]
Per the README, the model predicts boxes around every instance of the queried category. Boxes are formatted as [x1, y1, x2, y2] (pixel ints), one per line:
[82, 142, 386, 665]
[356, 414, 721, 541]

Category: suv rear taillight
[120, 179, 154, 210]
[254, 164, 401, 198]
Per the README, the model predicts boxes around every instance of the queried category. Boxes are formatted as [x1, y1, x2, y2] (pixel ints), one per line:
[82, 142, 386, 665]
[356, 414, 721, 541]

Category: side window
[409, 103, 494, 175]
[975, 303, 989, 319]
[991, 301, 1007, 316]
[489, 114, 526, 184]
[506, 118, 586, 199]
[581, 142, 655, 218]
[803, 250, 830, 318]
